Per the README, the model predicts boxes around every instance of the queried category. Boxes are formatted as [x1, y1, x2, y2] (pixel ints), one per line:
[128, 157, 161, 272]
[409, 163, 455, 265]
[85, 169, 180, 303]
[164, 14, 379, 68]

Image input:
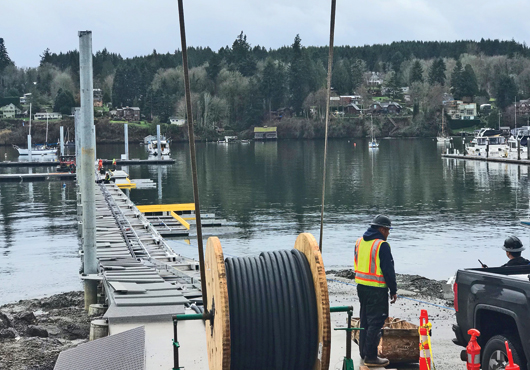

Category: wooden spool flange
[205, 237, 231, 369]
[294, 232, 331, 370]
[204, 233, 331, 370]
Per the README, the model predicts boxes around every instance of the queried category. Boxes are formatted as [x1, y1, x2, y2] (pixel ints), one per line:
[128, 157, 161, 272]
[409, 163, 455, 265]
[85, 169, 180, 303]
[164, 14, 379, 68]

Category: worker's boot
[363, 356, 389, 367]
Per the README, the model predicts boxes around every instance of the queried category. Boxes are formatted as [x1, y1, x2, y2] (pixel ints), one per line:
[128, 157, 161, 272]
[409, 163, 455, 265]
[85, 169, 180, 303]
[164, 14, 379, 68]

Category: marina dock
[442, 153, 530, 164]
[56, 182, 203, 369]
[0, 158, 175, 168]
[0, 172, 76, 182]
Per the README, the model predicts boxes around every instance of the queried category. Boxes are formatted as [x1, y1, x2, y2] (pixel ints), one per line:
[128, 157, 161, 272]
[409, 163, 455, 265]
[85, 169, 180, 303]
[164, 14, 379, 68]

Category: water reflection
[1, 138, 530, 305]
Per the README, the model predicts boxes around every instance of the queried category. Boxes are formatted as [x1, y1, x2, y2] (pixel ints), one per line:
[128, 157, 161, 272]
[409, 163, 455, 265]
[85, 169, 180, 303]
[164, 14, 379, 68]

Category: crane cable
[319, 0, 337, 252]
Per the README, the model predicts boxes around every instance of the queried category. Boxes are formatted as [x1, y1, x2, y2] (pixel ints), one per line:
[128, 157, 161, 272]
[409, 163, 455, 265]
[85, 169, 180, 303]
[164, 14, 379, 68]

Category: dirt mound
[0, 291, 89, 370]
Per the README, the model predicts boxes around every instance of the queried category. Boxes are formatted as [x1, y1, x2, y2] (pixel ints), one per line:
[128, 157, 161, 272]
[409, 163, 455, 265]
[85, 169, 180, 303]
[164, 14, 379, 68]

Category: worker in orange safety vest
[354, 214, 398, 367]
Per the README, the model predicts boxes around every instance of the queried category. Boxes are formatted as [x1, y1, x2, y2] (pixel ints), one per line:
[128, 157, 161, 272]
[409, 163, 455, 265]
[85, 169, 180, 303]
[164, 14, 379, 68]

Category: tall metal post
[75, 108, 82, 186]
[79, 31, 97, 310]
[60, 126, 65, 156]
[157, 125, 161, 159]
[124, 123, 129, 160]
[27, 135, 32, 161]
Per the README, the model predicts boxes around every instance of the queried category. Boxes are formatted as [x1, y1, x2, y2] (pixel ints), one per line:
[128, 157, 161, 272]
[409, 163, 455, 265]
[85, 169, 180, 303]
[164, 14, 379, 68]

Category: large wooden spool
[204, 233, 331, 370]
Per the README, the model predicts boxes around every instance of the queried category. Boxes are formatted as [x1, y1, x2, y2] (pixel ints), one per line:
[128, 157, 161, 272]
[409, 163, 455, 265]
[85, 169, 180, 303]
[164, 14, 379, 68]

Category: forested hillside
[1, 34, 529, 137]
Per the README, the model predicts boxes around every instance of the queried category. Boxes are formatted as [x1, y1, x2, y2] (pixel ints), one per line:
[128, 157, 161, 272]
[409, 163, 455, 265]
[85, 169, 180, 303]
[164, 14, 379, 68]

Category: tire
[482, 334, 526, 370]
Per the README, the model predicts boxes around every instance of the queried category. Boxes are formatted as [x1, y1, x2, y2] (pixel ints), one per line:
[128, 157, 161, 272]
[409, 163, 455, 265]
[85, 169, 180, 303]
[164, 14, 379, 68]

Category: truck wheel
[482, 335, 526, 370]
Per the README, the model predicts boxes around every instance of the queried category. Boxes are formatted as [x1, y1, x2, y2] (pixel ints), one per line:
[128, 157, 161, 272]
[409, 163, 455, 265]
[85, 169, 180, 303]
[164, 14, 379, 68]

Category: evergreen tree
[460, 64, 478, 98]
[260, 59, 285, 114]
[331, 59, 351, 95]
[428, 58, 446, 86]
[288, 35, 310, 115]
[229, 32, 256, 77]
[53, 88, 76, 115]
[450, 59, 463, 99]
[112, 62, 143, 107]
[0, 38, 14, 72]
[494, 74, 517, 111]
[350, 59, 365, 91]
[410, 60, 424, 84]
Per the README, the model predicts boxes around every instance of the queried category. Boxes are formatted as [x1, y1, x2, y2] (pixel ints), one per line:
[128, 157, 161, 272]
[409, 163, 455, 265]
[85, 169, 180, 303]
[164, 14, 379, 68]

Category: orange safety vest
[354, 237, 388, 288]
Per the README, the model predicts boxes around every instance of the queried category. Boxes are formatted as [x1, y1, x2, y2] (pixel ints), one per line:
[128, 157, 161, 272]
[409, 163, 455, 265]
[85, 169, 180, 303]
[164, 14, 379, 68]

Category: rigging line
[326, 278, 456, 311]
[177, 0, 208, 310]
[319, 0, 337, 252]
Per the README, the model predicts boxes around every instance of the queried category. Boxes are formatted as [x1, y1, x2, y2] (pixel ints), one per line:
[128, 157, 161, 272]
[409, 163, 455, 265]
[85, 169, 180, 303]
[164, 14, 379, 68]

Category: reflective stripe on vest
[354, 238, 387, 288]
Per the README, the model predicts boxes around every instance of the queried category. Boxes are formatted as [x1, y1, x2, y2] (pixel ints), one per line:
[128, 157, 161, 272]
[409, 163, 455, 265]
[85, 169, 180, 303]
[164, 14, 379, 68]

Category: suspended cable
[319, 0, 337, 252]
[177, 0, 208, 309]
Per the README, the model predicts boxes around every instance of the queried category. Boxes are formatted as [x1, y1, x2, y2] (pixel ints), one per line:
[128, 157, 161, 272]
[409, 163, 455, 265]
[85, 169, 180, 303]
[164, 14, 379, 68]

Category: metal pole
[46, 115, 49, 144]
[319, 0, 336, 252]
[27, 135, 32, 161]
[124, 123, 129, 160]
[157, 125, 161, 159]
[29, 102, 32, 136]
[178, 0, 208, 309]
[60, 126, 65, 156]
[75, 108, 82, 186]
[79, 30, 97, 311]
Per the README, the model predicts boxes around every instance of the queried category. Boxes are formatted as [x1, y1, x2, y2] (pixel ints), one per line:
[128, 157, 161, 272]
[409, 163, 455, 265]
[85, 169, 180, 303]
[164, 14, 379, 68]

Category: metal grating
[54, 326, 145, 370]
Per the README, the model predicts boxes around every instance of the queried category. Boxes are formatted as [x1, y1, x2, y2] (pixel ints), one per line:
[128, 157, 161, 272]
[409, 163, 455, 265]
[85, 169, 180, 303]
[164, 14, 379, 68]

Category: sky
[2, 0, 530, 68]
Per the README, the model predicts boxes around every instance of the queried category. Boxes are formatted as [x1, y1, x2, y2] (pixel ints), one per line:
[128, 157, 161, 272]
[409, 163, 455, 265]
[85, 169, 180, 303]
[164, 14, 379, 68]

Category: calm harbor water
[0, 138, 529, 304]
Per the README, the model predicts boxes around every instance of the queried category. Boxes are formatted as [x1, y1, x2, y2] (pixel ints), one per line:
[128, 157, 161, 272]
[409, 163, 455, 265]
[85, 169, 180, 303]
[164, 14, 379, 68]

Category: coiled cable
[225, 249, 318, 370]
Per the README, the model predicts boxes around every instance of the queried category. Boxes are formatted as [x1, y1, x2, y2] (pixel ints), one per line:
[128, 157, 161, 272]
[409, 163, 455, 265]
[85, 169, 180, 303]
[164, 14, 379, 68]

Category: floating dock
[0, 161, 57, 167]
[0, 172, 76, 182]
[442, 153, 530, 164]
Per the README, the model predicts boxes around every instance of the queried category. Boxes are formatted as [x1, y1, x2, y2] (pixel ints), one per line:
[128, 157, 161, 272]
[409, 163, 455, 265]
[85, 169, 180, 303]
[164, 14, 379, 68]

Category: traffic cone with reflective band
[505, 341, 520, 370]
[419, 310, 431, 370]
[466, 329, 480, 370]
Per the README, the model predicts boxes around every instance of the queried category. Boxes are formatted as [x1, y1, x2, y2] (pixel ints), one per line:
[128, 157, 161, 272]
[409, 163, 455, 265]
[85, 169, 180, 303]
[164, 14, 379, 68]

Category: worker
[501, 236, 530, 267]
[112, 158, 117, 170]
[354, 214, 398, 367]
[98, 159, 103, 172]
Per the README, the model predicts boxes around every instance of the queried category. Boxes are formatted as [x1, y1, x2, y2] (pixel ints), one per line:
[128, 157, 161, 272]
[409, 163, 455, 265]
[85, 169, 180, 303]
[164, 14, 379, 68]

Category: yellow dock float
[137, 204, 195, 213]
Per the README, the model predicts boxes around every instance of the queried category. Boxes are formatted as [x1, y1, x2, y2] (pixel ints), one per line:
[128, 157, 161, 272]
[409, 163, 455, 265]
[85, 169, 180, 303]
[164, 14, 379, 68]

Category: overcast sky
[3, 0, 530, 68]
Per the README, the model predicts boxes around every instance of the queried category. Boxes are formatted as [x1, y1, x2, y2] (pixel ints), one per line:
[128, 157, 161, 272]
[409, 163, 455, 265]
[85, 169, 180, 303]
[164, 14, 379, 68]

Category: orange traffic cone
[419, 310, 431, 370]
[505, 341, 520, 370]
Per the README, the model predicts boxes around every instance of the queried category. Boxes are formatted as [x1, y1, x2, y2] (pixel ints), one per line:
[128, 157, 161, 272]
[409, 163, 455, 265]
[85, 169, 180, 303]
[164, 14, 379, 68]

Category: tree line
[1, 35, 529, 135]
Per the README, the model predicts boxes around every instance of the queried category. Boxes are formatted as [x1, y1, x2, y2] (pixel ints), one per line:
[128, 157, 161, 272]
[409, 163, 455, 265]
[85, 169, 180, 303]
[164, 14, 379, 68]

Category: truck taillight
[453, 282, 458, 312]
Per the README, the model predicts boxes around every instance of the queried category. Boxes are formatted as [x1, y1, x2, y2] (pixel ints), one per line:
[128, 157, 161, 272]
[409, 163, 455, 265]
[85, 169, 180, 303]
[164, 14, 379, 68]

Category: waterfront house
[169, 117, 186, 126]
[116, 107, 141, 121]
[0, 103, 22, 119]
[254, 126, 277, 140]
[34, 112, 62, 120]
[19, 93, 32, 105]
[93, 89, 103, 107]
[445, 101, 477, 120]
[344, 103, 362, 115]
[516, 99, 530, 115]
[382, 102, 402, 114]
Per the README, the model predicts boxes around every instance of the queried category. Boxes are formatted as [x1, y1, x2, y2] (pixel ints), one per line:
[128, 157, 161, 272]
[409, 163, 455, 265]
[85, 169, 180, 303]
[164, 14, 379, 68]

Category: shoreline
[0, 271, 455, 370]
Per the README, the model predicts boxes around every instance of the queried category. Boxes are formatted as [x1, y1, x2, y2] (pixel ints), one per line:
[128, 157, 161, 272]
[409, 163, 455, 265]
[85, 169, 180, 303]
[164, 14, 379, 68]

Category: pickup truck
[453, 265, 530, 370]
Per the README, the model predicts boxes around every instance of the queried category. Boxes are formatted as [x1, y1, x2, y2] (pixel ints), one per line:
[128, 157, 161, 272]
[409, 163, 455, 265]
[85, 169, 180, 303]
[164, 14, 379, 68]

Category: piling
[89, 319, 109, 341]
[157, 125, 161, 159]
[60, 126, 65, 156]
[124, 123, 129, 160]
[27, 135, 32, 161]
[75, 108, 83, 189]
[79, 30, 98, 310]
[518, 139, 521, 160]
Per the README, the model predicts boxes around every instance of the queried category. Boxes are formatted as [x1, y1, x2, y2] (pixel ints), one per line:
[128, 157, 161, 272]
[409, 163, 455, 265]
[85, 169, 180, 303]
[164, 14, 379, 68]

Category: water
[1, 138, 529, 305]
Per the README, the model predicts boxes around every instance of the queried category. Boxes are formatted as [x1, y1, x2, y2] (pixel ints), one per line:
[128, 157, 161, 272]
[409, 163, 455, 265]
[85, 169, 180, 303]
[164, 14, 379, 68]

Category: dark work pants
[357, 284, 389, 359]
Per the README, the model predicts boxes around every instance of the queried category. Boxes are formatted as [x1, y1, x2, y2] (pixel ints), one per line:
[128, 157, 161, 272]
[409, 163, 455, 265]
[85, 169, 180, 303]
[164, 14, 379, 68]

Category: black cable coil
[225, 249, 318, 370]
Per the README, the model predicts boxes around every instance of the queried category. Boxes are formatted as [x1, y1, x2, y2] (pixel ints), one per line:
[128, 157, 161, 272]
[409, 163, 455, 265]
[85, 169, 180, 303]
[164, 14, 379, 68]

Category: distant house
[116, 107, 140, 121]
[381, 102, 402, 114]
[0, 103, 22, 119]
[19, 93, 32, 105]
[344, 103, 362, 115]
[254, 126, 277, 140]
[517, 100, 530, 115]
[169, 116, 186, 126]
[34, 112, 62, 120]
[340, 95, 362, 106]
[367, 72, 383, 86]
[370, 102, 384, 114]
[445, 101, 477, 120]
[93, 89, 103, 107]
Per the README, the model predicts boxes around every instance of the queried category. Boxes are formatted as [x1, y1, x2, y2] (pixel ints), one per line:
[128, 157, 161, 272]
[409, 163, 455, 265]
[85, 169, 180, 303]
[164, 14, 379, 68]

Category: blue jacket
[361, 226, 398, 296]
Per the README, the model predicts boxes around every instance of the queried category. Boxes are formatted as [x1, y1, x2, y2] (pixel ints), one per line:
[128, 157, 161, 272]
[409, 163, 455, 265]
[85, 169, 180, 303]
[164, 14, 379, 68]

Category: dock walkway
[442, 153, 530, 164]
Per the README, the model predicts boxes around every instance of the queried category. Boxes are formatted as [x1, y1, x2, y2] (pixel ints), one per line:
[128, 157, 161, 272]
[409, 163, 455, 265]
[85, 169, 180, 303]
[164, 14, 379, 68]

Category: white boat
[369, 115, 379, 149]
[465, 128, 509, 157]
[147, 139, 170, 155]
[13, 144, 57, 156]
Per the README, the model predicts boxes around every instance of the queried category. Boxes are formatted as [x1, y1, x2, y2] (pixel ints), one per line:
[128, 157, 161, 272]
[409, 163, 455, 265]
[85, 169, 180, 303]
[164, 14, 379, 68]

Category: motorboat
[465, 128, 509, 157]
[147, 139, 170, 156]
[13, 144, 57, 156]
